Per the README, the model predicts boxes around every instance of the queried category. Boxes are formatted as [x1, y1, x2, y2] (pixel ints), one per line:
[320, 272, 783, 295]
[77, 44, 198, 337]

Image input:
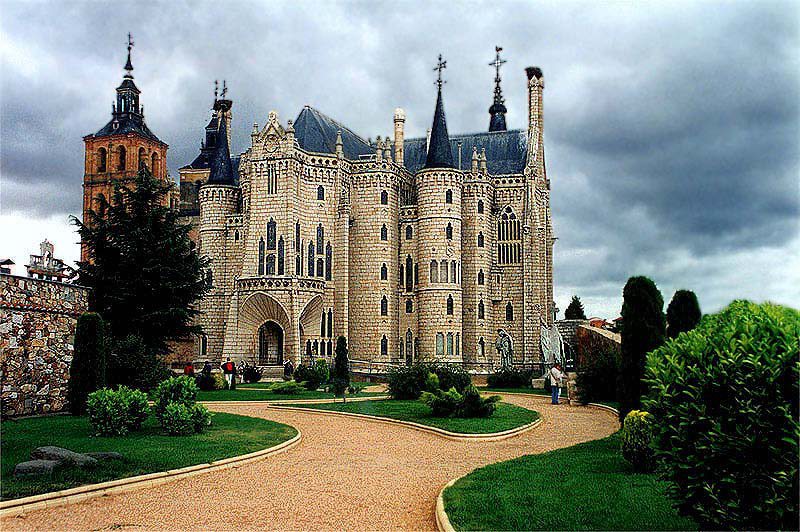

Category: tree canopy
[564, 295, 587, 320]
[666, 289, 702, 338]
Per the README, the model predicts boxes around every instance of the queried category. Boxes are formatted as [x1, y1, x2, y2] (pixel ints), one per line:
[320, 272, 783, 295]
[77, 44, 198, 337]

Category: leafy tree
[73, 167, 210, 389]
[68, 312, 108, 415]
[617, 276, 665, 421]
[666, 289, 701, 338]
[332, 336, 350, 402]
[564, 295, 587, 320]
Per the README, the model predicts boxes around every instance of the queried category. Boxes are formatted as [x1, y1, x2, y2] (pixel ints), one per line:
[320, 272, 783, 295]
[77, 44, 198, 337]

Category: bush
[153, 376, 198, 423]
[332, 337, 350, 400]
[160, 402, 195, 435]
[242, 365, 263, 384]
[213, 373, 226, 390]
[195, 371, 219, 391]
[419, 375, 501, 419]
[486, 367, 533, 388]
[314, 359, 330, 384]
[269, 380, 305, 395]
[421, 387, 463, 417]
[457, 385, 501, 418]
[294, 363, 326, 390]
[621, 410, 655, 472]
[576, 349, 618, 404]
[644, 301, 799, 530]
[68, 312, 108, 416]
[387, 363, 472, 400]
[190, 403, 212, 432]
[108, 334, 171, 391]
[293, 364, 311, 385]
[86, 386, 149, 436]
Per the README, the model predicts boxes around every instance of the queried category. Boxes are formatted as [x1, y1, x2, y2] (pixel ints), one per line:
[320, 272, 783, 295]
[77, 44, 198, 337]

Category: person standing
[183, 362, 195, 377]
[550, 363, 565, 405]
[221, 357, 235, 389]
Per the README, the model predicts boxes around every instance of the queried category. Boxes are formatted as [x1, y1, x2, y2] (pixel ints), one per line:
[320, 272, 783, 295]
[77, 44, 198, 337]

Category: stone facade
[0, 274, 89, 417]
[182, 62, 555, 372]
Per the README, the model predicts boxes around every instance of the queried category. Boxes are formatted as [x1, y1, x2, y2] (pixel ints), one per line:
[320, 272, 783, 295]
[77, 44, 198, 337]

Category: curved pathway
[2, 394, 617, 531]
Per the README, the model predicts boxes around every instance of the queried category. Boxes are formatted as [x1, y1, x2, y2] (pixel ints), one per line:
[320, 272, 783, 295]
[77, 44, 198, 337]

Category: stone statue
[495, 329, 514, 368]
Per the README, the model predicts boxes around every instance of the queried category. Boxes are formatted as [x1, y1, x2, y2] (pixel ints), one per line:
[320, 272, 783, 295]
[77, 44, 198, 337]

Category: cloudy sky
[1, 0, 798, 318]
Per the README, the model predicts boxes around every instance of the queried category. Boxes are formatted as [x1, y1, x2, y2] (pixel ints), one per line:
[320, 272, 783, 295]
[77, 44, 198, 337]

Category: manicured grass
[1, 412, 297, 500]
[197, 388, 385, 402]
[281, 399, 538, 434]
[443, 432, 696, 531]
[480, 386, 551, 396]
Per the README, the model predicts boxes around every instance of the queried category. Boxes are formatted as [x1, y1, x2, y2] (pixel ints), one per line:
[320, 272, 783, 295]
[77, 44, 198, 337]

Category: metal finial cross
[127, 33, 134, 52]
[214, 80, 219, 100]
[489, 46, 506, 105]
[220, 80, 228, 99]
[433, 54, 447, 89]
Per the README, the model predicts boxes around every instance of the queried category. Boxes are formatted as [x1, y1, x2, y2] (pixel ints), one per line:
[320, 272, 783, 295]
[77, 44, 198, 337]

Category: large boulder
[13, 459, 61, 478]
[30, 446, 98, 467]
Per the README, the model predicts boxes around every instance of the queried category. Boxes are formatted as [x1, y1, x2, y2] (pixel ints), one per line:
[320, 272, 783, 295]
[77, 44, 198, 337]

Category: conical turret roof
[424, 87, 454, 169]
[206, 113, 235, 185]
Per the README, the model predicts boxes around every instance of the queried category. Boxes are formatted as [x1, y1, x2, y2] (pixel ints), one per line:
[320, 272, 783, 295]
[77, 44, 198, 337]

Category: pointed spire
[207, 110, 235, 185]
[124, 33, 134, 77]
[488, 46, 507, 132]
[424, 55, 454, 169]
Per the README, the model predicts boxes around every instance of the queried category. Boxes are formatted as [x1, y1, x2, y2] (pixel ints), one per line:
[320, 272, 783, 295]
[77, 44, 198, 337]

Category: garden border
[433, 402, 620, 532]
[269, 404, 542, 442]
[0, 430, 302, 518]
[199, 395, 389, 406]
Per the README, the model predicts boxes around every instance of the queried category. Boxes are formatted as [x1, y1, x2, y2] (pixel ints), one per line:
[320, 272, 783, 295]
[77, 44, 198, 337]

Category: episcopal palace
[82, 44, 555, 371]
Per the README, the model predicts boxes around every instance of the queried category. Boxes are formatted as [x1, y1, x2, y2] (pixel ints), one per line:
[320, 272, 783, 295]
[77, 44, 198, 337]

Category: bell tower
[81, 34, 171, 262]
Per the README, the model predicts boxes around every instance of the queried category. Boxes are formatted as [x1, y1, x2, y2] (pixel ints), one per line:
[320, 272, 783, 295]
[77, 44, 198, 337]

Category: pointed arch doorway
[258, 321, 284, 366]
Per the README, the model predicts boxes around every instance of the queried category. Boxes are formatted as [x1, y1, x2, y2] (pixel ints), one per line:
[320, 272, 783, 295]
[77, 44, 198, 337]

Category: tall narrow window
[316, 224, 324, 253]
[447, 333, 454, 356]
[405, 225, 413, 240]
[399, 265, 404, 287]
[317, 258, 324, 277]
[455, 333, 460, 357]
[445, 189, 453, 204]
[321, 312, 326, 337]
[381, 335, 388, 358]
[478, 300, 485, 320]
[117, 146, 126, 171]
[478, 269, 484, 285]
[295, 222, 301, 250]
[446, 223, 453, 240]
[97, 148, 107, 173]
[258, 237, 265, 275]
[327, 309, 333, 337]
[440, 262, 448, 283]
[380, 190, 388, 205]
[380, 263, 388, 280]
[277, 237, 285, 275]
[450, 261, 456, 284]
[406, 299, 413, 313]
[317, 185, 325, 200]
[406, 256, 413, 290]
[266, 254, 275, 275]
[151, 153, 158, 175]
[506, 301, 514, 321]
[267, 219, 277, 249]
[478, 337, 485, 358]
[498, 206, 521, 265]
[325, 243, 332, 281]
[436, 333, 444, 356]
[307, 242, 315, 277]
[380, 224, 388, 241]
[430, 261, 438, 283]
[381, 295, 388, 316]
[296, 254, 301, 275]
[138, 147, 146, 169]
[446, 295, 454, 315]
[414, 264, 418, 284]
[477, 199, 484, 214]
[477, 232, 484, 247]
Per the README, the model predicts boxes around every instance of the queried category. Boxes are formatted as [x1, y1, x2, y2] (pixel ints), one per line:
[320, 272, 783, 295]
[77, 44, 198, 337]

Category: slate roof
[404, 129, 527, 175]
[90, 113, 163, 143]
[206, 114, 236, 186]
[424, 88, 454, 169]
[293, 106, 373, 160]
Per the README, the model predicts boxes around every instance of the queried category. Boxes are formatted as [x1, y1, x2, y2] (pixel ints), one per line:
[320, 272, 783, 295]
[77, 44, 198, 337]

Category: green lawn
[480, 386, 551, 396]
[281, 399, 538, 434]
[443, 432, 696, 531]
[197, 388, 385, 402]
[1, 412, 297, 500]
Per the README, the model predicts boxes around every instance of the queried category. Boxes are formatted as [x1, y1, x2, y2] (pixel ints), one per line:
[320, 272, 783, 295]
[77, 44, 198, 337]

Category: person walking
[221, 357, 235, 389]
[550, 363, 565, 405]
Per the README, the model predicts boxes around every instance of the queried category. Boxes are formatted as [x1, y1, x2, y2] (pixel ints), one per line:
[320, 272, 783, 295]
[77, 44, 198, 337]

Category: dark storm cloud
[1, 0, 798, 315]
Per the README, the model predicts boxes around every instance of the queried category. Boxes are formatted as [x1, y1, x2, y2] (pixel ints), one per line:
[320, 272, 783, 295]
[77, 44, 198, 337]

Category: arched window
[406, 329, 413, 365]
[295, 221, 301, 249]
[317, 258, 324, 277]
[97, 148, 107, 173]
[151, 153, 158, 175]
[430, 261, 438, 283]
[380, 224, 388, 241]
[447, 333, 454, 356]
[117, 146, 126, 171]
[138, 147, 146, 169]
[380, 190, 388, 205]
[478, 300, 485, 320]
[477, 199, 484, 214]
[313, 339, 319, 356]
[446, 295, 454, 315]
[325, 243, 332, 281]
[381, 335, 388, 358]
[440, 261, 448, 283]
[317, 185, 325, 200]
[506, 301, 514, 321]
[380, 263, 388, 280]
[307, 242, 315, 276]
[477, 232, 484, 247]
[406, 256, 413, 290]
[267, 219, 277, 249]
[478, 337, 485, 358]
[234, 230, 240, 241]
[405, 225, 413, 240]
[436, 333, 445, 356]
[450, 261, 456, 284]
[405, 299, 413, 313]
[498, 206, 522, 265]
[258, 237, 265, 275]
[456, 333, 460, 357]
[266, 254, 276, 274]
[445, 189, 453, 204]
[277, 237, 285, 275]
[316, 224, 324, 252]
[306, 340, 312, 357]
[328, 309, 333, 337]
[380, 295, 388, 316]
[478, 269, 484, 285]
[446, 223, 453, 240]
[321, 312, 326, 337]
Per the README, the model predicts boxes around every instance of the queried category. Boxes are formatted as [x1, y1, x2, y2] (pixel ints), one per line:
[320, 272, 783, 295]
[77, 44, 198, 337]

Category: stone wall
[0, 274, 89, 417]
[575, 324, 621, 369]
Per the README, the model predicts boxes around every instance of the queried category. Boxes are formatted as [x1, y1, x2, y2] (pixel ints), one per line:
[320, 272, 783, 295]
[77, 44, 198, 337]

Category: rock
[14, 459, 61, 478]
[31, 446, 98, 467]
[84, 452, 123, 461]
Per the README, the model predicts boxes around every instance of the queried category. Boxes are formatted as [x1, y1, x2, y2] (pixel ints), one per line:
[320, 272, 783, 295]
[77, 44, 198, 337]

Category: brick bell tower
[81, 34, 171, 262]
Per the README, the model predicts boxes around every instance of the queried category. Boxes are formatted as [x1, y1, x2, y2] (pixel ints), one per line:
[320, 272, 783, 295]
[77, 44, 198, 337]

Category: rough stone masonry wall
[0, 274, 89, 417]
[575, 324, 621, 369]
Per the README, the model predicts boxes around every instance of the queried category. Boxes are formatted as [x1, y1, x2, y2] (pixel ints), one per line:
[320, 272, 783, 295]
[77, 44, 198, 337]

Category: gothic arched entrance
[258, 321, 283, 366]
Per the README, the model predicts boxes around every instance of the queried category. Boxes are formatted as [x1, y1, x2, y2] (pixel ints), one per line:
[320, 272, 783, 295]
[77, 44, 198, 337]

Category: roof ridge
[305, 106, 371, 146]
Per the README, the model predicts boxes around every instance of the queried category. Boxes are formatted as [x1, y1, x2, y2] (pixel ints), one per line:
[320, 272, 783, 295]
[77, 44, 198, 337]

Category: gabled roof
[404, 129, 527, 175]
[293, 106, 373, 160]
[424, 88, 454, 169]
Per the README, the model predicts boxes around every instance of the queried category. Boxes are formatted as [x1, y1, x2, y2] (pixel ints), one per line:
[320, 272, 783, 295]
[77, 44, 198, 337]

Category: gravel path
[3, 394, 617, 531]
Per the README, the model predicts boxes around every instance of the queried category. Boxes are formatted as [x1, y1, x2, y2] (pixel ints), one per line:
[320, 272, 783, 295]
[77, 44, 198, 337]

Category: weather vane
[220, 79, 228, 99]
[490, 46, 506, 82]
[214, 80, 219, 100]
[124, 32, 134, 74]
[434, 54, 447, 89]
[127, 32, 134, 53]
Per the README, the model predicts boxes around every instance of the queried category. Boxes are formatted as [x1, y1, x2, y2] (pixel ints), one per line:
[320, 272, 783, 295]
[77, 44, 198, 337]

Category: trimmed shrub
[293, 364, 311, 385]
[576, 349, 618, 404]
[435, 364, 471, 393]
[242, 365, 263, 384]
[421, 387, 463, 417]
[190, 404, 212, 432]
[457, 385, 501, 418]
[269, 380, 305, 395]
[68, 312, 108, 416]
[153, 376, 198, 423]
[387, 363, 472, 400]
[160, 402, 194, 435]
[86, 386, 149, 436]
[331, 337, 350, 400]
[314, 359, 330, 384]
[620, 410, 655, 472]
[618, 276, 665, 421]
[486, 367, 533, 388]
[644, 301, 800, 530]
[666, 289, 701, 338]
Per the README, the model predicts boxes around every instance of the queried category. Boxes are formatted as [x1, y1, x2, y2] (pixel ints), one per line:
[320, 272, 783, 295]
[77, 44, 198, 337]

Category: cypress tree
[618, 276, 665, 421]
[666, 289, 702, 338]
[332, 336, 350, 402]
[68, 312, 107, 415]
[564, 295, 587, 320]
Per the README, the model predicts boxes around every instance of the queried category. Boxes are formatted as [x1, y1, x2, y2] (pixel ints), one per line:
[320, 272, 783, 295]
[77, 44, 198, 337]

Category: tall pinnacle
[488, 46, 508, 132]
[207, 109, 235, 185]
[425, 54, 454, 169]
[124, 33, 134, 77]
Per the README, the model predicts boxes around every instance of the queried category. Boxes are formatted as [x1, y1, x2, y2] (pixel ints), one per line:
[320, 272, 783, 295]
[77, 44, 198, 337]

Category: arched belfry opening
[258, 321, 283, 366]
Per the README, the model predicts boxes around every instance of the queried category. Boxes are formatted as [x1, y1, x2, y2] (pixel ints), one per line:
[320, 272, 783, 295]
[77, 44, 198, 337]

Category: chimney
[393, 108, 405, 166]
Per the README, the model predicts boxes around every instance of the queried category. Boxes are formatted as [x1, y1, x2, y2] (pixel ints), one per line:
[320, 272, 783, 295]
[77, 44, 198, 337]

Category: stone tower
[81, 34, 170, 262]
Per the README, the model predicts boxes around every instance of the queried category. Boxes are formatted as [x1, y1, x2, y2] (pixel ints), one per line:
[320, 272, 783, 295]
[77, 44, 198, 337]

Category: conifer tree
[666, 289, 702, 338]
[618, 276, 665, 421]
[73, 166, 210, 389]
[68, 312, 107, 415]
[332, 336, 350, 402]
[564, 295, 587, 320]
